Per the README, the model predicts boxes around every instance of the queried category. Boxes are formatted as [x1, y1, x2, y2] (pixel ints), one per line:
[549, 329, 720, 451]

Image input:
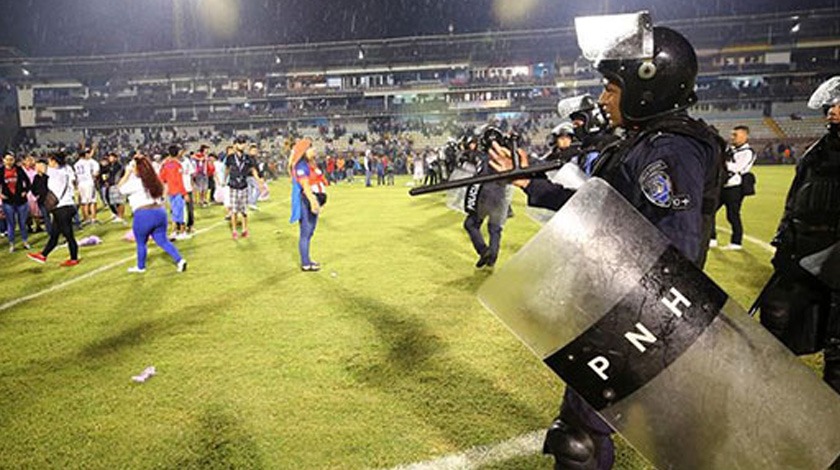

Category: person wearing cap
[226, 137, 264, 239]
[289, 138, 327, 271]
[490, 18, 723, 469]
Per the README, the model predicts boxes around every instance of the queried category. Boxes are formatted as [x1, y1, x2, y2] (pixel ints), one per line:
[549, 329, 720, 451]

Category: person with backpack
[26, 152, 80, 267]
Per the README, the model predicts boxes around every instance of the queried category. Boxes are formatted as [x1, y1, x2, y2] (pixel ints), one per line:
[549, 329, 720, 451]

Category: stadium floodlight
[357, 47, 365, 60]
[21, 68, 30, 77]
[790, 23, 801, 33]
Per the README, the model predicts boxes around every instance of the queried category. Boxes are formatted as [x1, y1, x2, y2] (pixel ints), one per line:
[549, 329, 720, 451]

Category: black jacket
[1, 165, 31, 205]
[31, 173, 49, 205]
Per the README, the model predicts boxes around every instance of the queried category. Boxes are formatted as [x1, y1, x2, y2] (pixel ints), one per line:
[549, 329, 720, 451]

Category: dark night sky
[1, 0, 837, 57]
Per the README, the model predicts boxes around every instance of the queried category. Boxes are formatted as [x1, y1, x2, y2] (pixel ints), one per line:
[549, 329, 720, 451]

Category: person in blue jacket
[490, 24, 724, 470]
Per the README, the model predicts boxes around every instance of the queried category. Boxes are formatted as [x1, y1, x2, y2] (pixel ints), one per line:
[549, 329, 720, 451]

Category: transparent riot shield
[479, 184, 514, 228]
[808, 76, 840, 110]
[478, 178, 840, 469]
[445, 163, 477, 214]
[526, 163, 589, 225]
[575, 12, 653, 63]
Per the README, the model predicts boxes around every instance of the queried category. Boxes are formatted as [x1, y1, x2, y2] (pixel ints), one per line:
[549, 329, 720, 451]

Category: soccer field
[0, 165, 814, 469]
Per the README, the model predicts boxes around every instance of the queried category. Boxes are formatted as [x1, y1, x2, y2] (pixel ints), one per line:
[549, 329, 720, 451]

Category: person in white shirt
[118, 155, 186, 273]
[711, 125, 756, 250]
[26, 152, 80, 267]
[364, 149, 372, 187]
[73, 145, 100, 225]
[180, 152, 196, 236]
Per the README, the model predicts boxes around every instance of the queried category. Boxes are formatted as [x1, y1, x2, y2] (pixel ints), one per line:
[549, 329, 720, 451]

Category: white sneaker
[177, 259, 188, 272]
[168, 232, 177, 241]
[112, 217, 124, 224]
[127, 266, 146, 273]
[249, 204, 259, 211]
[8, 246, 14, 253]
[709, 239, 718, 248]
[721, 244, 743, 251]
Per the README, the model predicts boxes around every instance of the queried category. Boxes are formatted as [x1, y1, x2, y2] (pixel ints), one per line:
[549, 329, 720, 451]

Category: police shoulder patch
[639, 160, 673, 208]
[638, 160, 691, 210]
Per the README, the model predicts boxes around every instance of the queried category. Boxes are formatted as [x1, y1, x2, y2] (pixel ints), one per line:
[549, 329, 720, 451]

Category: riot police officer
[489, 23, 724, 469]
[758, 76, 840, 394]
[462, 130, 510, 269]
[545, 122, 578, 163]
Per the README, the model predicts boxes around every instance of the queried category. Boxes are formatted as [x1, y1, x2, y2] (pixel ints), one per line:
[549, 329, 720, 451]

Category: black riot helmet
[596, 26, 698, 123]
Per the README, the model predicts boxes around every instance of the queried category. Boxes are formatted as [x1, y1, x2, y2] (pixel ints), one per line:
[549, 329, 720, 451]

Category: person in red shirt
[326, 155, 336, 183]
[1, 154, 32, 252]
[289, 139, 327, 271]
[207, 154, 217, 203]
[158, 145, 188, 240]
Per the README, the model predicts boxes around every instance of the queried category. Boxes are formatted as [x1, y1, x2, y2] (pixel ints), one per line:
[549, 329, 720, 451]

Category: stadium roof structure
[0, 8, 837, 83]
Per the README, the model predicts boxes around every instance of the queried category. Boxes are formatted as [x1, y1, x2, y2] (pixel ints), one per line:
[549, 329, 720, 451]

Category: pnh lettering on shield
[588, 287, 692, 381]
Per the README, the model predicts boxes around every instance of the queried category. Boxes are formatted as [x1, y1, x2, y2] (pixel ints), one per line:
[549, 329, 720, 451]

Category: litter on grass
[132, 366, 156, 383]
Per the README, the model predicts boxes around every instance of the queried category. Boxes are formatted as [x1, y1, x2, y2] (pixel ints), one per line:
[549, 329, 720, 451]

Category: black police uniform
[759, 123, 840, 394]
[463, 152, 508, 268]
[526, 25, 725, 470]
[525, 112, 722, 469]
[526, 114, 721, 262]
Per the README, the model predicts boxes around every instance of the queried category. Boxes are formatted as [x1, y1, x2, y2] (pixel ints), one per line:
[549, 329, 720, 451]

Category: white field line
[716, 227, 774, 253]
[389, 230, 775, 470]
[383, 430, 545, 470]
[0, 221, 224, 313]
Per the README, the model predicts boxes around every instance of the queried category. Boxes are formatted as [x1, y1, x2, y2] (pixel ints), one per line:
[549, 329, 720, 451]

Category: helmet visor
[575, 12, 654, 63]
[807, 76, 840, 110]
[556, 94, 596, 119]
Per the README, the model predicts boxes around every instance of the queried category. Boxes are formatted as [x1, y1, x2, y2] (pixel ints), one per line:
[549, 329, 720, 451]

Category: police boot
[543, 419, 598, 470]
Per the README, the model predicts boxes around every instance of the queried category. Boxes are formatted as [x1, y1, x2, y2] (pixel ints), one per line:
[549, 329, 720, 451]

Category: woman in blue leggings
[289, 139, 327, 271]
[118, 155, 186, 273]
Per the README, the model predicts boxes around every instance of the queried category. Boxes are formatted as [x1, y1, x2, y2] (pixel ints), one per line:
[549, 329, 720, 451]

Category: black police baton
[408, 159, 566, 196]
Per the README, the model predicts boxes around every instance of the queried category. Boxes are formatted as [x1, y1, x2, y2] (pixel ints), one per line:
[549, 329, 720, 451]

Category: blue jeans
[365, 170, 372, 187]
[38, 203, 53, 235]
[247, 176, 259, 206]
[169, 194, 185, 225]
[2, 202, 29, 245]
[298, 197, 319, 266]
[133, 207, 182, 269]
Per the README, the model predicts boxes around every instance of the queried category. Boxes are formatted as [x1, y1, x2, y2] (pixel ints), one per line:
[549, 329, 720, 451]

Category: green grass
[0, 166, 807, 469]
